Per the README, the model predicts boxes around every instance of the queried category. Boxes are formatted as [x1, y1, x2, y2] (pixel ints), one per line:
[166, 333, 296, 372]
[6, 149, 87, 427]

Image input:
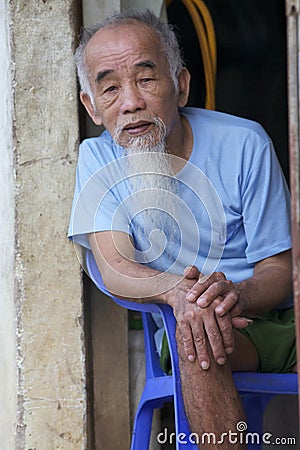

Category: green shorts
[237, 307, 296, 373]
[160, 307, 296, 374]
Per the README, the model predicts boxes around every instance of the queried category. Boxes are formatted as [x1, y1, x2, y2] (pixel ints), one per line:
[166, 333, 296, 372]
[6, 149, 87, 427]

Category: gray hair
[74, 9, 184, 105]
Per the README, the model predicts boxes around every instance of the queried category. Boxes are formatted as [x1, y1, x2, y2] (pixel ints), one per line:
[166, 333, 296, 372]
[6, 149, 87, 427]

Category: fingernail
[217, 357, 226, 365]
[197, 297, 206, 306]
[242, 317, 254, 324]
[186, 293, 195, 301]
[188, 354, 195, 362]
[225, 347, 233, 355]
[201, 361, 210, 370]
[184, 266, 192, 275]
[215, 306, 224, 315]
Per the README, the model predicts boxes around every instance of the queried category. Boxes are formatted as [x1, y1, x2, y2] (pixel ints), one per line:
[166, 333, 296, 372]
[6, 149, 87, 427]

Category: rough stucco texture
[11, 1, 86, 448]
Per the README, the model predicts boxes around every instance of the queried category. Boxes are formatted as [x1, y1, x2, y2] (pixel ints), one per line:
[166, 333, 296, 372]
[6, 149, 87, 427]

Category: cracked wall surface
[0, 1, 87, 448]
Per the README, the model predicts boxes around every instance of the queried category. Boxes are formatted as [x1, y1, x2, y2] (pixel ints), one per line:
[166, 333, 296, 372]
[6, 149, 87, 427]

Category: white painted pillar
[0, 1, 87, 448]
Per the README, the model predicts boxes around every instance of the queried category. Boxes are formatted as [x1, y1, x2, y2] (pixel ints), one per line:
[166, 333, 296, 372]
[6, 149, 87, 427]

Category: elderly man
[68, 9, 295, 449]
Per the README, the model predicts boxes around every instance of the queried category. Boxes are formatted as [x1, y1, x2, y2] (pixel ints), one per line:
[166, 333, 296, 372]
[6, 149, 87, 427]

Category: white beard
[112, 116, 180, 266]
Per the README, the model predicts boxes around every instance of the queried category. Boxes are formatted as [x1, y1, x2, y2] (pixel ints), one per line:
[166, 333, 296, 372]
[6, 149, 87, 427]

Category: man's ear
[177, 67, 191, 108]
[80, 92, 103, 126]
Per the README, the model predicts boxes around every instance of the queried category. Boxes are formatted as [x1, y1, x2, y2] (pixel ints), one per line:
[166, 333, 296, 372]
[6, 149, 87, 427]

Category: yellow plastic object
[166, 0, 217, 110]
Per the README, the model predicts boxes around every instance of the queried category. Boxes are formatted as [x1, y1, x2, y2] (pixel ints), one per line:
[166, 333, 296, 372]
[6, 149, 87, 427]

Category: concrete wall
[82, 0, 165, 25]
[0, 0, 87, 448]
[0, 2, 17, 448]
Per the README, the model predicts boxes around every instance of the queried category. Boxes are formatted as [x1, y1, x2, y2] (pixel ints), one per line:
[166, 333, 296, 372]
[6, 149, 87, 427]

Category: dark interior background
[167, 0, 289, 182]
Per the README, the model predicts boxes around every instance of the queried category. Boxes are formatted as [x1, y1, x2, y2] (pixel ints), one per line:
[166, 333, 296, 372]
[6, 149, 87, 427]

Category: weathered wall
[0, 0, 87, 448]
[0, 1, 17, 449]
[83, 0, 165, 26]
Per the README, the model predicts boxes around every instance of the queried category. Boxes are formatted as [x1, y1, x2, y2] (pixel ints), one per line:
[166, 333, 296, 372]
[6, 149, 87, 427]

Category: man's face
[81, 20, 190, 151]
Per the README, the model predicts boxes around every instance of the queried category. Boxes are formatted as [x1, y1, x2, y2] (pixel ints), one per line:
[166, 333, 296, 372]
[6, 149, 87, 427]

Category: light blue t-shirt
[69, 107, 291, 287]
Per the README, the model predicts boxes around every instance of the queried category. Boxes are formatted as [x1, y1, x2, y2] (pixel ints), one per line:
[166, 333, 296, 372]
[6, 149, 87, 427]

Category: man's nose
[120, 84, 146, 114]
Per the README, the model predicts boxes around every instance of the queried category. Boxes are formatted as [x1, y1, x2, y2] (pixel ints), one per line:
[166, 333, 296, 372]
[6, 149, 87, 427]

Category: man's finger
[191, 321, 211, 370]
[204, 317, 227, 366]
[178, 322, 196, 363]
[186, 272, 226, 302]
[183, 265, 201, 279]
[232, 317, 253, 329]
[186, 272, 228, 306]
[196, 278, 234, 307]
[216, 313, 234, 355]
[214, 290, 238, 316]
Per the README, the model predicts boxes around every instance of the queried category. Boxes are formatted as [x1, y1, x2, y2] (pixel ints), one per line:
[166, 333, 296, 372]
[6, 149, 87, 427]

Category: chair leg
[131, 393, 170, 450]
[242, 394, 275, 450]
[130, 404, 154, 450]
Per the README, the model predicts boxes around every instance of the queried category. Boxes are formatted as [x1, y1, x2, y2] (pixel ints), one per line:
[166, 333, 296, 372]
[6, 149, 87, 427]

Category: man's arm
[234, 250, 292, 316]
[89, 230, 182, 302]
[89, 230, 237, 368]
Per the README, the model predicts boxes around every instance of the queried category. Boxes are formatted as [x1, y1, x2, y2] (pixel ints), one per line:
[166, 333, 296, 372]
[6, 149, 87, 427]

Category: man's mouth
[123, 121, 152, 135]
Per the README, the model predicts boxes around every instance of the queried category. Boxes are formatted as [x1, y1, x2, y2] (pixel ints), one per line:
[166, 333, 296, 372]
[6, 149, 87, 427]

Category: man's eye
[140, 78, 152, 83]
[104, 86, 117, 93]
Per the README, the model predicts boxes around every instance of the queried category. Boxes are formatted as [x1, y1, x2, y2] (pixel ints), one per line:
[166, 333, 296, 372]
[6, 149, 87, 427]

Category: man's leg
[177, 329, 258, 450]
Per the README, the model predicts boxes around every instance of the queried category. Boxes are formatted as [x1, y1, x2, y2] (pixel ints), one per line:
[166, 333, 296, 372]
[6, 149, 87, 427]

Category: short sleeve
[241, 139, 291, 263]
[68, 139, 132, 249]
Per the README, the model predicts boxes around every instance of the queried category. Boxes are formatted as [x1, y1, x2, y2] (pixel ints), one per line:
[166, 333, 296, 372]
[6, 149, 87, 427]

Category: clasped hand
[170, 267, 249, 370]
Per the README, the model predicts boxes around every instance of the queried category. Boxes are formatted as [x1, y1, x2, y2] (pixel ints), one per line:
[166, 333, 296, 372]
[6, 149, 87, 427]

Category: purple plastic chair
[86, 250, 298, 449]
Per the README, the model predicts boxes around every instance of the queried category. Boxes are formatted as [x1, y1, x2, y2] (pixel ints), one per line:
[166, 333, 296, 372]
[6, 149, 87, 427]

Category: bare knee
[229, 330, 259, 372]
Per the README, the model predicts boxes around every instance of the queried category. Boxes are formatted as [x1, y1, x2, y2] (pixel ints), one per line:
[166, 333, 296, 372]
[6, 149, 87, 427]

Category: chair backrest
[85, 250, 178, 379]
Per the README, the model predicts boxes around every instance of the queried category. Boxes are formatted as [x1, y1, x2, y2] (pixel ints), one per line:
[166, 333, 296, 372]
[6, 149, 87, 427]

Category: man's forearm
[89, 230, 196, 305]
[234, 250, 292, 317]
[99, 253, 183, 304]
[235, 267, 292, 317]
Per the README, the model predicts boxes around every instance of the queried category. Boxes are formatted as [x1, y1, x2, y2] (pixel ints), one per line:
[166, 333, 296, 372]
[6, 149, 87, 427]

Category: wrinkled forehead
[85, 20, 163, 64]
